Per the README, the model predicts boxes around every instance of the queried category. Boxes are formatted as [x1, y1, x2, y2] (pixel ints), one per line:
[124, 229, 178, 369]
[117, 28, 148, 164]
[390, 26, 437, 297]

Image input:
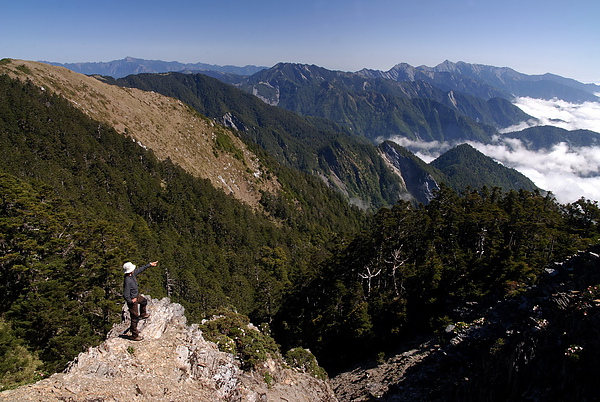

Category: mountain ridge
[0, 59, 279, 209]
[359, 60, 600, 103]
[0, 297, 336, 401]
[0, 59, 544, 209]
[106, 68, 538, 206]
[231, 62, 526, 140]
[44, 56, 267, 78]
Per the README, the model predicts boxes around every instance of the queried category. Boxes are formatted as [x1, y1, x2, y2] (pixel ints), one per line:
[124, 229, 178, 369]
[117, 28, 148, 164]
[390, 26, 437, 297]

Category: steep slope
[0, 297, 337, 401]
[0, 58, 278, 208]
[107, 70, 413, 209]
[108, 69, 540, 208]
[431, 143, 539, 192]
[378, 141, 445, 205]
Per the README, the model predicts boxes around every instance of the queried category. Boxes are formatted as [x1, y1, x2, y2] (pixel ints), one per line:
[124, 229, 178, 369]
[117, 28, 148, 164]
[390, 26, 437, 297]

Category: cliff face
[378, 141, 440, 205]
[0, 298, 336, 402]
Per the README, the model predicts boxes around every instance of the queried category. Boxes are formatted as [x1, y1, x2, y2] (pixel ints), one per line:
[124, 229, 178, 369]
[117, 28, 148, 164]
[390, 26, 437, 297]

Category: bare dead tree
[358, 264, 382, 297]
[165, 268, 174, 298]
[385, 246, 409, 297]
[477, 228, 488, 257]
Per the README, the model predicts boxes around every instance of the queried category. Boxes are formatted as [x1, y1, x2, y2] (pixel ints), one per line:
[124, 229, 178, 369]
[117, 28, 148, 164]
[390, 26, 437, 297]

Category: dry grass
[0, 59, 280, 208]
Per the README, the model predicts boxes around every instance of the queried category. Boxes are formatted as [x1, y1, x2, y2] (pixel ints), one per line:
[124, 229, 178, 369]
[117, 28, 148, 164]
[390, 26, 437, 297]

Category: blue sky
[3, 0, 599, 82]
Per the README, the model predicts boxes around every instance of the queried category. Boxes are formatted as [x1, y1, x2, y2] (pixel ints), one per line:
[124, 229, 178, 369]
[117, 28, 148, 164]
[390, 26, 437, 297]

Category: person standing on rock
[123, 260, 158, 341]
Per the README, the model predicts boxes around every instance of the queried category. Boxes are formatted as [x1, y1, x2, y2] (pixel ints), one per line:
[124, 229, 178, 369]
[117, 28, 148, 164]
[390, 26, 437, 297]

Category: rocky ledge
[0, 297, 336, 401]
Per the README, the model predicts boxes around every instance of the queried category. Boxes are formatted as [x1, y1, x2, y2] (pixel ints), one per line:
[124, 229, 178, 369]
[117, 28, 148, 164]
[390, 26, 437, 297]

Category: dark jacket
[123, 263, 152, 304]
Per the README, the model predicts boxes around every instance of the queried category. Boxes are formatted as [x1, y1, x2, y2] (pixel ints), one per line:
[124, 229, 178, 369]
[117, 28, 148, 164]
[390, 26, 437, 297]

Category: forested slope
[2, 64, 599, 400]
[0, 74, 363, 386]
[275, 186, 600, 371]
[106, 71, 410, 210]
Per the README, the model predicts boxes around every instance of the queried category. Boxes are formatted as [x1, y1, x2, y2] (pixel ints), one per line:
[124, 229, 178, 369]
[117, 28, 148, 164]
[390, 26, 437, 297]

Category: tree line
[274, 185, 600, 370]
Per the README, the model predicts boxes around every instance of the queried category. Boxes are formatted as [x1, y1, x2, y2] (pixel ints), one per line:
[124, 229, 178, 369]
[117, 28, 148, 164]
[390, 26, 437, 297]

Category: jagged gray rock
[0, 297, 337, 401]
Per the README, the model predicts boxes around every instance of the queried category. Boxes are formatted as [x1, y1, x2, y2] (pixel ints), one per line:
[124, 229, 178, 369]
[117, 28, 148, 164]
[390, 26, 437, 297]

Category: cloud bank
[389, 96, 600, 204]
[391, 136, 600, 204]
[467, 139, 600, 204]
[501, 97, 600, 133]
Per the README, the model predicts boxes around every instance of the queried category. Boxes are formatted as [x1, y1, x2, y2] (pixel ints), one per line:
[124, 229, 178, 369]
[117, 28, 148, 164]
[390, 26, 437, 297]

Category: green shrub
[284, 347, 328, 380]
[0, 318, 42, 390]
[200, 311, 279, 370]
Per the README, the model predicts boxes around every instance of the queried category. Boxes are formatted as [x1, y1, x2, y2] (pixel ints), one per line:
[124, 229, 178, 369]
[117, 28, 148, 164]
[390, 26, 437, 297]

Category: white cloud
[386, 97, 600, 204]
[386, 136, 451, 163]
[493, 97, 600, 203]
[465, 139, 600, 204]
[387, 135, 600, 204]
[501, 97, 600, 133]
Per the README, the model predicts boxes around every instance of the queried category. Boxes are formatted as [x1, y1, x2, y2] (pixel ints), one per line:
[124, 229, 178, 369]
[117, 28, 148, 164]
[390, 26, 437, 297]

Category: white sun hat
[123, 262, 136, 274]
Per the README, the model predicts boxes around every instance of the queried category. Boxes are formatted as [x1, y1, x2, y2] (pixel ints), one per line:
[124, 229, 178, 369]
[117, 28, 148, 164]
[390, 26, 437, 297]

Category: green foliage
[431, 143, 538, 192]
[0, 74, 363, 377]
[111, 71, 407, 210]
[199, 311, 280, 370]
[0, 173, 126, 371]
[213, 127, 244, 160]
[276, 186, 587, 370]
[0, 318, 42, 390]
[561, 197, 600, 240]
[263, 371, 273, 387]
[284, 347, 328, 380]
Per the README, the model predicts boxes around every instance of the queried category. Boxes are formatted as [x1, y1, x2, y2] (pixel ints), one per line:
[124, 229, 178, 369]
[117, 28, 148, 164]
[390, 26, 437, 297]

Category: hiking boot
[140, 313, 150, 319]
[130, 335, 144, 341]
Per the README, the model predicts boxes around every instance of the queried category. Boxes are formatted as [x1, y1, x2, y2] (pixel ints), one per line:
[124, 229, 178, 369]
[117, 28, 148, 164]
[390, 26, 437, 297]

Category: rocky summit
[0, 297, 336, 402]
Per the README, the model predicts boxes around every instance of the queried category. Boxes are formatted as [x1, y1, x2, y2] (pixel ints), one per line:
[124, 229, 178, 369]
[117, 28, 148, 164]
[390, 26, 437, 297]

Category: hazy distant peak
[44, 57, 268, 78]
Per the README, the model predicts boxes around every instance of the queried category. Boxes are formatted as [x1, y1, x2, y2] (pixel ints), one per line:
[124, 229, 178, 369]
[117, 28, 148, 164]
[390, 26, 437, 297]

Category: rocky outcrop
[0, 297, 336, 401]
[330, 246, 600, 401]
[378, 141, 439, 205]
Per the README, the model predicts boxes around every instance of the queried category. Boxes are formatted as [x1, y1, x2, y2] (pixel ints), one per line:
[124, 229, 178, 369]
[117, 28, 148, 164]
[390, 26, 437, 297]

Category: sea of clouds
[501, 97, 600, 133]
[390, 96, 600, 204]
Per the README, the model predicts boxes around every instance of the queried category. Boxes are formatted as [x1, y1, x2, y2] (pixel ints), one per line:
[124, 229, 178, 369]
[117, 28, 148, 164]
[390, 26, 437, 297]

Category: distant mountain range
[44, 56, 267, 78]
[209, 61, 600, 152]
[47, 57, 600, 104]
[31, 57, 600, 205]
[358, 60, 600, 103]
[224, 62, 526, 142]
[102, 67, 538, 207]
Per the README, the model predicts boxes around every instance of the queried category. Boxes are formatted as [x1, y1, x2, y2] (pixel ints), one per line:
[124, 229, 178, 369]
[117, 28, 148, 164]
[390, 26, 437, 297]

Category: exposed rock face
[0, 297, 337, 401]
[379, 141, 439, 205]
[330, 246, 600, 401]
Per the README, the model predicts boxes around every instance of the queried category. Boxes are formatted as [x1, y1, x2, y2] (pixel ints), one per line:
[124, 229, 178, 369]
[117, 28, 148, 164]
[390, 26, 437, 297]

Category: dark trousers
[127, 295, 147, 337]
